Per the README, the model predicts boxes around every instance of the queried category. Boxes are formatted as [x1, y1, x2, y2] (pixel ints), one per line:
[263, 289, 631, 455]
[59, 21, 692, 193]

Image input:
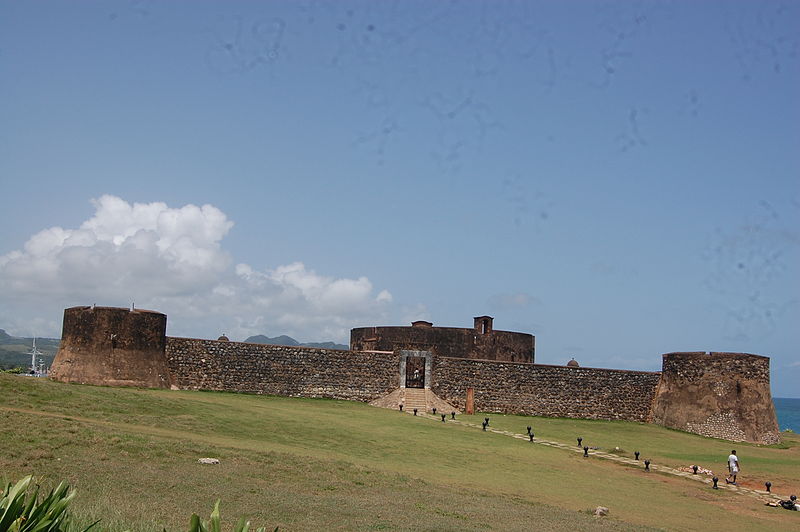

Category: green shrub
[2, 476, 274, 532]
[0, 475, 97, 532]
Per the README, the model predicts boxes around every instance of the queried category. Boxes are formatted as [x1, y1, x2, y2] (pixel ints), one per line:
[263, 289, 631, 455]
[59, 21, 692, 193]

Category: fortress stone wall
[49, 306, 781, 444]
[431, 357, 661, 422]
[166, 337, 399, 402]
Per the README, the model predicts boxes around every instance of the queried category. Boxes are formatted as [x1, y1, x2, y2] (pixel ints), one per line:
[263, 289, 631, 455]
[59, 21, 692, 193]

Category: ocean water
[774, 397, 800, 433]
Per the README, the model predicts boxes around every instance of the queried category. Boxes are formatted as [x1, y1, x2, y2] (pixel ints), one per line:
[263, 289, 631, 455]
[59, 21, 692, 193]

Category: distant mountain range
[244, 334, 348, 350]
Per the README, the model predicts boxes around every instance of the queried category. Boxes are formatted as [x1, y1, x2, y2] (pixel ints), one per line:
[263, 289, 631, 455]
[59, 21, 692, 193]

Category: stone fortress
[50, 305, 781, 444]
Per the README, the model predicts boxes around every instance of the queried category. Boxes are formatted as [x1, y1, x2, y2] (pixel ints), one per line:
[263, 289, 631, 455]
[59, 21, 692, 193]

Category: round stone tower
[50, 306, 171, 388]
[650, 352, 780, 444]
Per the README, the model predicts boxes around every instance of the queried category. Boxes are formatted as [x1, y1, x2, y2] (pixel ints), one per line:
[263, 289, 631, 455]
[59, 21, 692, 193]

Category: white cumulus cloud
[0, 195, 233, 299]
[0, 195, 392, 343]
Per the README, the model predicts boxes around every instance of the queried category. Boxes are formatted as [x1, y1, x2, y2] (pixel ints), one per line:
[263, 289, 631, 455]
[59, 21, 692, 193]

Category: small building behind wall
[350, 315, 534, 363]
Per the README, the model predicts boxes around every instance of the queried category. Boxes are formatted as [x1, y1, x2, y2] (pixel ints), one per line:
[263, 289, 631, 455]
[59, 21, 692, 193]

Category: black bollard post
[451, 411, 456, 420]
[583, 446, 589, 457]
[712, 477, 719, 489]
[432, 407, 437, 415]
[413, 408, 418, 416]
[644, 460, 650, 471]
[527, 426, 532, 435]
[577, 437, 583, 447]
[634, 451, 640, 461]
[441, 413, 446, 422]
[399, 404, 403, 412]
[529, 433, 534, 442]
[692, 465, 698, 474]
[765, 481, 771, 493]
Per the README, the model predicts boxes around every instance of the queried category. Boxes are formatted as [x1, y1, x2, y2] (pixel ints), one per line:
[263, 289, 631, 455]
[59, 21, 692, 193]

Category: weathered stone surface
[650, 352, 780, 444]
[166, 337, 400, 402]
[431, 358, 661, 421]
[50, 306, 170, 388]
[351, 317, 534, 363]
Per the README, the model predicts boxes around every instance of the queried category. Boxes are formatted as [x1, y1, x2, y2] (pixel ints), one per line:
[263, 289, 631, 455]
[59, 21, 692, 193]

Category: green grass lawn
[455, 412, 800, 492]
[1, 374, 798, 531]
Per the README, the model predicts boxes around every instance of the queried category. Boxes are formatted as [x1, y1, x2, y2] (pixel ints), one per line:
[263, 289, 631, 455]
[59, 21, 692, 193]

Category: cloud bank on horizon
[0, 195, 393, 342]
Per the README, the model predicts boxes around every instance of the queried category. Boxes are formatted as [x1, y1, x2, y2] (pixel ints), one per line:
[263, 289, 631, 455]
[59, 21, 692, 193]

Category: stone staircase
[369, 387, 459, 414]
[402, 388, 428, 413]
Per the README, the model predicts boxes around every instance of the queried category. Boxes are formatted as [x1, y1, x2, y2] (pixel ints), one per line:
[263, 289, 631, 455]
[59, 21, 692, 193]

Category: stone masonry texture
[166, 336, 660, 421]
[651, 352, 780, 444]
[166, 337, 400, 401]
[50, 306, 170, 388]
[350, 324, 534, 363]
[431, 357, 662, 421]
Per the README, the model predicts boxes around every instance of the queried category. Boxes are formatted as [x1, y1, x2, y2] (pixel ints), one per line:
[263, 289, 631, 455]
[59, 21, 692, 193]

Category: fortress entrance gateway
[399, 350, 432, 389]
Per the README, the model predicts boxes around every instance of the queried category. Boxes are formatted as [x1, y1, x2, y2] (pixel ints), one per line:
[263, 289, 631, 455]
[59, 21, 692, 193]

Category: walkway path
[410, 410, 786, 504]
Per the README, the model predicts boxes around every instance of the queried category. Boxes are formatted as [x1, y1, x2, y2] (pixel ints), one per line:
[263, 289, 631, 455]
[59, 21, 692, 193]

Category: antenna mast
[28, 338, 44, 375]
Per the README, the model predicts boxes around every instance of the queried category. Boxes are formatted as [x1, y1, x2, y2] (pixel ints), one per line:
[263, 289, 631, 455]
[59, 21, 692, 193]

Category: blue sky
[1, 1, 798, 397]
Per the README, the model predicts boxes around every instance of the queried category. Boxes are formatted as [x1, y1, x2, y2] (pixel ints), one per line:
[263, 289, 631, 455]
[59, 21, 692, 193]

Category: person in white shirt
[726, 450, 740, 485]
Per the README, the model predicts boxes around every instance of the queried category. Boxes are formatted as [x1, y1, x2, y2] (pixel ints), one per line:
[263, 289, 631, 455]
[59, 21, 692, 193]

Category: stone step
[404, 397, 426, 404]
[403, 389, 428, 411]
[368, 388, 459, 414]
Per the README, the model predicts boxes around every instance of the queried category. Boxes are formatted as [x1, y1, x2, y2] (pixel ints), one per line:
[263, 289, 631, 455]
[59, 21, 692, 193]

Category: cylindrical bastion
[650, 352, 780, 444]
[350, 316, 534, 363]
[50, 306, 171, 388]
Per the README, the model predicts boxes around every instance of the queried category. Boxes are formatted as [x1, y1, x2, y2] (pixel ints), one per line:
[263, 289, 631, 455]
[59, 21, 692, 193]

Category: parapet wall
[50, 306, 170, 388]
[166, 338, 400, 401]
[651, 352, 780, 444]
[350, 326, 534, 363]
[432, 357, 661, 421]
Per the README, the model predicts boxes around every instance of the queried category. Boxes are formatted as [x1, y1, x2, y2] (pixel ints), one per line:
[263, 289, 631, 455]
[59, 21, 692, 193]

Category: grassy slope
[456, 413, 800, 493]
[0, 375, 797, 531]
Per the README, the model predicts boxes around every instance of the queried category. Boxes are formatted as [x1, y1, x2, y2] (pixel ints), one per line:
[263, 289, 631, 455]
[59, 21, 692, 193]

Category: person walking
[725, 450, 740, 485]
